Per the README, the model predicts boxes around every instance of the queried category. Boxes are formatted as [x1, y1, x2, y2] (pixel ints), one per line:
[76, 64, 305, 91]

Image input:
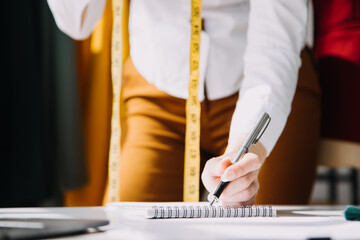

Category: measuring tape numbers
[184, 0, 202, 202]
[108, 0, 124, 202]
[108, 0, 202, 203]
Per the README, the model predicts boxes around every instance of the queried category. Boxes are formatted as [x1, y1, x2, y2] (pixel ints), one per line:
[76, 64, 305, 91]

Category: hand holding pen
[201, 112, 271, 206]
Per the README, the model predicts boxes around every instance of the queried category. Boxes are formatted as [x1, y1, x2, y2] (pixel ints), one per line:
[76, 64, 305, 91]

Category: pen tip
[209, 198, 216, 206]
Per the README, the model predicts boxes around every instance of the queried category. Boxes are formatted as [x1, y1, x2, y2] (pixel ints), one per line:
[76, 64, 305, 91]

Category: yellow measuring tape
[108, 0, 123, 202]
[108, 0, 202, 202]
[183, 0, 202, 202]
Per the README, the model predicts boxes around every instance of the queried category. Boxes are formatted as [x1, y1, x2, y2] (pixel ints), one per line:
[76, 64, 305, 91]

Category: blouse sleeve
[227, 0, 308, 155]
[47, 0, 106, 40]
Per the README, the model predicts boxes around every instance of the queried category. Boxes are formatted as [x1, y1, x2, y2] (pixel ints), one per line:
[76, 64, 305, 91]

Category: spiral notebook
[106, 202, 276, 219]
[147, 205, 276, 219]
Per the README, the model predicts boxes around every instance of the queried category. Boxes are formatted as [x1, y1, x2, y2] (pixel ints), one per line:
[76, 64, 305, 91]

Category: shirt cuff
[226, 93, 289, 156]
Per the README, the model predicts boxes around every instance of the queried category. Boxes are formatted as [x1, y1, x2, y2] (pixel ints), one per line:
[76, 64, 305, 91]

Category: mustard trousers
[119, 49, 321, 204]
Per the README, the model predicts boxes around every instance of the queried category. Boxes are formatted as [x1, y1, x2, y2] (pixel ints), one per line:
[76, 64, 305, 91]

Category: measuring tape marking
[184, 0, 202, 202]
[108, 0, 202, 203]
[108, 0, 123, 203]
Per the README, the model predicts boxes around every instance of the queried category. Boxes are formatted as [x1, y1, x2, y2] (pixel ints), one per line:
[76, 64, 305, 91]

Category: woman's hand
[201, 138, 267, 207]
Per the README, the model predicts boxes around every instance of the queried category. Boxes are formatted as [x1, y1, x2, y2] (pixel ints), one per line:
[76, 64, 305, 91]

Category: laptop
[0, 219, 109, 240]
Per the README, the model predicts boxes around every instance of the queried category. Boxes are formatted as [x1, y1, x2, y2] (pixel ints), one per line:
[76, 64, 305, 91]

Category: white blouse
[47, 0, 309, 155]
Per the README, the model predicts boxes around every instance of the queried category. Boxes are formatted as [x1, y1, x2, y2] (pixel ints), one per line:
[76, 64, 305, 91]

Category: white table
[1, 205, 359, 240]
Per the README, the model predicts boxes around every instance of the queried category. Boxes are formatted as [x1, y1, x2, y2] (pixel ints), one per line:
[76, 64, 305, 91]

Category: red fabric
[314, 0, 360, 143]
[318, 57, 360, 142]
[314, 0, 360, 65]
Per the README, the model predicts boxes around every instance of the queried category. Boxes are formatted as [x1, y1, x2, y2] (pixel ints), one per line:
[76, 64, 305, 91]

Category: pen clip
[253, 116, 271, 145]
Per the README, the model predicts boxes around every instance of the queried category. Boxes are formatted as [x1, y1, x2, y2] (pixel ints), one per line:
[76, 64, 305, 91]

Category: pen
[209, 112, 271, 206]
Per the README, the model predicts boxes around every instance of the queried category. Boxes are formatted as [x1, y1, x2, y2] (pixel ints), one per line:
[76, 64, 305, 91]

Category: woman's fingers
[201, 157, 232, 190]
[202, 151, 240, 178]
[220, 180, 260, 205]
[220, 170, 258, 199]
[202, 148, 266, 206]
[222, 152, 262, 182]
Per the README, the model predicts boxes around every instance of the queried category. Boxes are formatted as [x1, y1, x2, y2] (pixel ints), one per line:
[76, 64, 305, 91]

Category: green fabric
[1, 0, 87, 207]
[344, 206, 360, 221]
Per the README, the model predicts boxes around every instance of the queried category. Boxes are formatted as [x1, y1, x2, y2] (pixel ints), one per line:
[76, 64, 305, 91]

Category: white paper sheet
[105, 202, 360, 240]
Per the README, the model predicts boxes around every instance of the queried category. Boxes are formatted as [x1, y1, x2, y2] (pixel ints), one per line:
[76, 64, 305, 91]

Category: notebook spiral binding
[149, 205, 276, 219]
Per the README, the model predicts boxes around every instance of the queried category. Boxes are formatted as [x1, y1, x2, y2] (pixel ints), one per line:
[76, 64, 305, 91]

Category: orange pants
[119, 49, 321, 204]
